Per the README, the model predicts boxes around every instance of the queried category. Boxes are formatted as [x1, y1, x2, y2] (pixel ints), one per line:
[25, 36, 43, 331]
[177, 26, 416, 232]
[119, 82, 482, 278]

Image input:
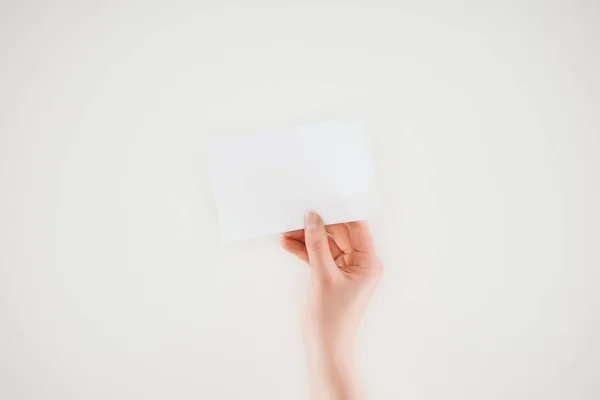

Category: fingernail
[305, 211, 320, 231]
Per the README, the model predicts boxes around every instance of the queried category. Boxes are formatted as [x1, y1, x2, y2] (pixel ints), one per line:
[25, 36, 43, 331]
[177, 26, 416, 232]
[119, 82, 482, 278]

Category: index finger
[346, 220, 375, 253]
[281, 229, 305, 241]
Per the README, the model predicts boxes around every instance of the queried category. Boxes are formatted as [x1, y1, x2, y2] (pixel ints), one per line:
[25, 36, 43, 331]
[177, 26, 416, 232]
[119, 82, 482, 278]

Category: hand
[280, 212, 383, 400]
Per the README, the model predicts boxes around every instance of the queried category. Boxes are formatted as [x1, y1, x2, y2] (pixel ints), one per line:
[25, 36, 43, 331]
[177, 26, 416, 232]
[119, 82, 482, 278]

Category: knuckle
[313, 270, 336, 288]
[306, 238, 324, 253]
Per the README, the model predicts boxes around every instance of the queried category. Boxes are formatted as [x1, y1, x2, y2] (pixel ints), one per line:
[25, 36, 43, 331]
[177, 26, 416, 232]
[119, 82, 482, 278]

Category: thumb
[304, 212, 335, 271]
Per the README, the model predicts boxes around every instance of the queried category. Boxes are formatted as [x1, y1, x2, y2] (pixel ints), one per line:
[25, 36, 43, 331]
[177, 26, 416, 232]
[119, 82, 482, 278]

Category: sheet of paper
[206, 117, 379, 242]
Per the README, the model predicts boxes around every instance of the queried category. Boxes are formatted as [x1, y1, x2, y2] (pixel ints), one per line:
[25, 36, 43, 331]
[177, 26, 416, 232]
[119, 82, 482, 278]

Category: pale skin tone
[280, 212, 383, 400]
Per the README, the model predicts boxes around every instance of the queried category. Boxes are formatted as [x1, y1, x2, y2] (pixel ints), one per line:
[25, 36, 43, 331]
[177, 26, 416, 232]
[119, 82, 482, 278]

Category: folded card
[207, 117, 379, 242]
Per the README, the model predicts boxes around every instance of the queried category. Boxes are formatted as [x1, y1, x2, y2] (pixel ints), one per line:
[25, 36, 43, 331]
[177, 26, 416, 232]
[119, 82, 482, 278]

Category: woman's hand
[281, 212, 383, 400]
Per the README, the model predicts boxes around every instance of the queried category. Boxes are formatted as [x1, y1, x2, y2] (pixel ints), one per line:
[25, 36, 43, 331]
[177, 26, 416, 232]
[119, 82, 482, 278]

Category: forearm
[282, 214, 380, 400]
[306, 342, 362, 400]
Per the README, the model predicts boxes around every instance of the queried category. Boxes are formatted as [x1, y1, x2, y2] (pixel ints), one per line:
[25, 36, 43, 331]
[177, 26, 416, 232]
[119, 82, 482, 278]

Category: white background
[1, 1, 599, 399]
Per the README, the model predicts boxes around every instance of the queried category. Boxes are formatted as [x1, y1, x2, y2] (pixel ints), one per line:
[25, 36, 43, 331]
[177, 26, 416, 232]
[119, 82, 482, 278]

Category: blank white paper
[206, 117, 379, 242]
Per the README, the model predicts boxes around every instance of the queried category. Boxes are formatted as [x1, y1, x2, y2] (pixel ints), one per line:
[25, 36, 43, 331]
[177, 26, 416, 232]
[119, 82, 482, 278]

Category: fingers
[346, 220, 376, 253]
[326, 234, 344, 260]
[304, 212, 338, 275]
[284, 220, 375, 254]
[326, 224, 352, 254]
[283, 229, 343, 261]
[280, 236, 309, 262]
[281, 229, 305, 241]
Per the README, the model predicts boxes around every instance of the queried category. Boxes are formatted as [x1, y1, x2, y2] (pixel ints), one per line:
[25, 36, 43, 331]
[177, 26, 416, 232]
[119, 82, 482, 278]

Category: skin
[280, 212, 383, 400]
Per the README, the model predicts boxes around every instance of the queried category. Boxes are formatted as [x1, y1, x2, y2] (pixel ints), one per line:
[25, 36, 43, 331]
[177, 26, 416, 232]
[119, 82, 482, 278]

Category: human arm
[281, 212, 383, 400]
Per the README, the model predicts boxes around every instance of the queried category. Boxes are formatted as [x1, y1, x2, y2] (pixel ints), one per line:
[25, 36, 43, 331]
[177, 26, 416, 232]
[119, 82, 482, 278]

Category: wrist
[304, 331, 355, 360]
[305, 335, 361, 400]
